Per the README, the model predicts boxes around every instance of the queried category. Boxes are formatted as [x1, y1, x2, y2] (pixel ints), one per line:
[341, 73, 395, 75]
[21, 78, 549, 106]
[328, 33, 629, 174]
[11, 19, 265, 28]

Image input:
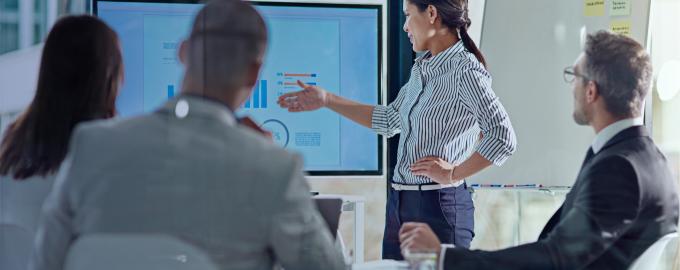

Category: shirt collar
[591, 117, 644, 154]
[159, 94, 237, 126]
[416, 40, 466, 71]
[182, 93, 236, 115]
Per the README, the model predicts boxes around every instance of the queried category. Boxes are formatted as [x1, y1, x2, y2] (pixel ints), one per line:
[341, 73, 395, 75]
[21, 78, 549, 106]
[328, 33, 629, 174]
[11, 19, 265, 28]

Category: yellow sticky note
[611, 0, 631, 16]
[610, 21, 632, 36]
[584, 0, 606, 17]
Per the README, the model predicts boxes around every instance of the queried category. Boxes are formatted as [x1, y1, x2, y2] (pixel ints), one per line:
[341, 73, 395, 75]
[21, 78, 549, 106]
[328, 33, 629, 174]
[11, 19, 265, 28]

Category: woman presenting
[277, 0, 516, 259]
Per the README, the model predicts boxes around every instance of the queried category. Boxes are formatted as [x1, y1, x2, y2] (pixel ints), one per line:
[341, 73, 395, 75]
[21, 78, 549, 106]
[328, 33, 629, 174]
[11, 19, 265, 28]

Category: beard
[573, 107, 589, 126]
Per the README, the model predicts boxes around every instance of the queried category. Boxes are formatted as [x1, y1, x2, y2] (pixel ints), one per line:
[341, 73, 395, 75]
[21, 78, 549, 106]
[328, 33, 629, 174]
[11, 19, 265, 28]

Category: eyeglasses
[563, 66, 592, 83]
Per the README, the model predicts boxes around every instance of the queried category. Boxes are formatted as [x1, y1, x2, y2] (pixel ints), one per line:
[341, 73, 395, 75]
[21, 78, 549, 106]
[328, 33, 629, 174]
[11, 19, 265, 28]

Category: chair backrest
[64, 234, 219, 270]
[0, 224, 33, 270]
[629, 232, 679, 270]
[314, 196, 343, 239]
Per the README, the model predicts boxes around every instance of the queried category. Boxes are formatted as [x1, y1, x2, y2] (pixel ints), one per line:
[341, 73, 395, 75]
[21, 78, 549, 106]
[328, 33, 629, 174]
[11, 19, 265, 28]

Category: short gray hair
[186, 0, 267, 91]
[583, 31, 652, 118]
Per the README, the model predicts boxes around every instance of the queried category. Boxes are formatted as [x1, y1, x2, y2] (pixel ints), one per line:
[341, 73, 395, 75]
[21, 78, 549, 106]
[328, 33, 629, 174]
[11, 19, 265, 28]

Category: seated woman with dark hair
[0, 15, 122, 269]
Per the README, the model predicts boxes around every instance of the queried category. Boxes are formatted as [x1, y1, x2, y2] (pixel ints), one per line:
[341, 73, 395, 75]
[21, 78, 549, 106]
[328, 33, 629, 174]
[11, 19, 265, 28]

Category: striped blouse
[372, 41, 517, 184]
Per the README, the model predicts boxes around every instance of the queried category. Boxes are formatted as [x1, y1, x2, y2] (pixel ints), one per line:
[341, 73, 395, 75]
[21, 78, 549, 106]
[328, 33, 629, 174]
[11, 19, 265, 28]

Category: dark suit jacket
[443, 126, 679, 269]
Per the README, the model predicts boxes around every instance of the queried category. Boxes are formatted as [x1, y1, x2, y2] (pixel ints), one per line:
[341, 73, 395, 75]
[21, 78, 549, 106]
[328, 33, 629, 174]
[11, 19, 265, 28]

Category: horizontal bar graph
[277, 72, 320, 90]
[283, 82, 318, 86]
[283, 73, 317, 77]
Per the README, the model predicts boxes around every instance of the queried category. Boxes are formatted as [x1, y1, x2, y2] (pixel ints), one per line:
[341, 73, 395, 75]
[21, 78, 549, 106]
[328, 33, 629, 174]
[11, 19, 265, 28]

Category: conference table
[352, 260, 409, 269]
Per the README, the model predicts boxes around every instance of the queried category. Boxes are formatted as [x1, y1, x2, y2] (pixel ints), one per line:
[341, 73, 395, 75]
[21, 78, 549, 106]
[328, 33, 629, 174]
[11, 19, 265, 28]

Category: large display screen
[95, 1, 383, 175]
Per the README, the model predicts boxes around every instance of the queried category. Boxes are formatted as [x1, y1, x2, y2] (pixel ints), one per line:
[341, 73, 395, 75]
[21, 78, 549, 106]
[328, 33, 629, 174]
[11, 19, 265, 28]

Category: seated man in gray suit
[399, 31, 679, 269]
[30, 1, 345, 269]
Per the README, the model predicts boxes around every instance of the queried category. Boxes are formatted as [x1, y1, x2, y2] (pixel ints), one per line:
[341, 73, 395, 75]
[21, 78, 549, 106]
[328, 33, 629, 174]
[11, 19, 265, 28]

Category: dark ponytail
[408, 0, 487, 68]
[458, 17, 487, 68]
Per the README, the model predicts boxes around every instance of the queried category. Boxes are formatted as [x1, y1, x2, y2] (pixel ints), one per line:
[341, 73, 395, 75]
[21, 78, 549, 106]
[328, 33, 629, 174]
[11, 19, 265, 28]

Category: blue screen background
[97, 1, 381, 173]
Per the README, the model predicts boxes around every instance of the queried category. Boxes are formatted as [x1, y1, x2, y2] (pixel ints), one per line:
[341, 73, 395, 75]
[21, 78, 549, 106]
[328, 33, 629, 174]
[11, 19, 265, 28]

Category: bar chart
[244, 80, 268, 109]
[167, 85, 175, 98]
[241, 17, 343, 167]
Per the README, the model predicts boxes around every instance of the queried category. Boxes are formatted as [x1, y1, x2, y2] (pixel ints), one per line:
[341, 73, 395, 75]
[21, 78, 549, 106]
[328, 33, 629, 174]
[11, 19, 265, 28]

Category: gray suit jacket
[30, 96, 345, 270]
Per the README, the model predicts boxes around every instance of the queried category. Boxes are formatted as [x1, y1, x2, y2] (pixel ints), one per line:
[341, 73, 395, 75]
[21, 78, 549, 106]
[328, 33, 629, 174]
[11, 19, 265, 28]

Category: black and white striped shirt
[372, 41, 517, 184]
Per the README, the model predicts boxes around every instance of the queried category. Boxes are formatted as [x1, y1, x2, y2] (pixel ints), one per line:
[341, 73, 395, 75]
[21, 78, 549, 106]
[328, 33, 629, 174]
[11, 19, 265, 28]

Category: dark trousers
[382, 183, 475, 260]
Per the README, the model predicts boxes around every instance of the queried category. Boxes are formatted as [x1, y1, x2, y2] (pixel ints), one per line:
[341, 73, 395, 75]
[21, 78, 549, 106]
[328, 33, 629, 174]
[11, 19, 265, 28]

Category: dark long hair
[0, 15, 122, 180]
[408, 0, 487, 67]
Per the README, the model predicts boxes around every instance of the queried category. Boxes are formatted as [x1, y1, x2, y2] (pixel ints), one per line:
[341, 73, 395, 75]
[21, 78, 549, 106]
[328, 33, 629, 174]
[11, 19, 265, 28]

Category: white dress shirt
[591, 118, 644, 154]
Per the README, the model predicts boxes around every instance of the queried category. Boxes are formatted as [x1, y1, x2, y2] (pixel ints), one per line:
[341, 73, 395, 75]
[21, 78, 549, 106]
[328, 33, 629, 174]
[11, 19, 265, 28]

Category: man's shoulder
[594, 133, 659, 172]
[230, 125, 301, 170]
[70, 113, 301, 176]
[87, 113, 292, 149]
[73, 114, 154, 141]
[581, 141, 642, 185]
[577, 133, 672, 204]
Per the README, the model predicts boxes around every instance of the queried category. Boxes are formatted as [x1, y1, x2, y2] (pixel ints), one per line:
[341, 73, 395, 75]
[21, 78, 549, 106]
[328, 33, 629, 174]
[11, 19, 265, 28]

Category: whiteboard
[468, 0, 651, 187]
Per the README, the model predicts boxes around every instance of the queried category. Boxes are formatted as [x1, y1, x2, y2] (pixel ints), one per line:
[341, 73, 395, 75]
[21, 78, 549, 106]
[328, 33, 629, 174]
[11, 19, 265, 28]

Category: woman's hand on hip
[410, 156, 455, 184]
[277, 80, 329, 112]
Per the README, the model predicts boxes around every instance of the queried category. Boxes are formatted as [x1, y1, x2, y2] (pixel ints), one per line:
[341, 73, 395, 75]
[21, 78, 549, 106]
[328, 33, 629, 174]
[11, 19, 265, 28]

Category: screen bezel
[93, 0, 384, 176]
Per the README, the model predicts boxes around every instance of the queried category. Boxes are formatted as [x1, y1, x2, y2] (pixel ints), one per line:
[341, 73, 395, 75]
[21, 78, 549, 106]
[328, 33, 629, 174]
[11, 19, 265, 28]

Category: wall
[0, 44, 41, 114]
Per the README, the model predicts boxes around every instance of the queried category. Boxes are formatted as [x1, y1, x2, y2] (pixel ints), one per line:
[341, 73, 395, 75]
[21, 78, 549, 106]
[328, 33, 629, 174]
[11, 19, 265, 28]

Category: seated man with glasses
[398, 31, 679, 270]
